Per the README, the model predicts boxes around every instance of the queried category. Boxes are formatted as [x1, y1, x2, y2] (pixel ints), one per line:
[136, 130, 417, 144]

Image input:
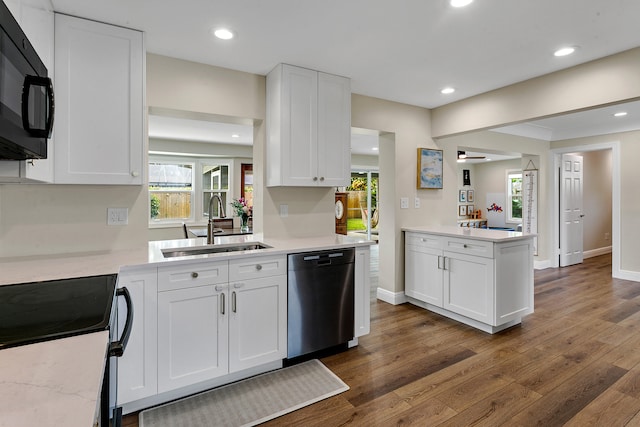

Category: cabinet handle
[256, 264, 262, 271]
[463, 244, 468, 248]
[232, 291, 237, 313]
[442, 257, 448, 271]
[320, 177, 325, 181]
[313, 177, 318, 181]
[191, 272, 198, 278]
[234, 283, 245, 289]
[221, 293, 225, 315]
[215, 285, 225, 292]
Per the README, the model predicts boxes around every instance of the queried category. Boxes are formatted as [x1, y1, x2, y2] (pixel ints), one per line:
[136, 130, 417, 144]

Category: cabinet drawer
[405, 233, 442, 249]
[443, 238, 494, 258]
[158, 261, 229, 291]
[229, 255, 287, 282]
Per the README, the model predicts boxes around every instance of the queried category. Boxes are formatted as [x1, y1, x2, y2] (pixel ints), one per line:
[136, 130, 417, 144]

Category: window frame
[148, 154, 234, 227]
[149, 158, 195, 224]
[506, 169, 523, 224]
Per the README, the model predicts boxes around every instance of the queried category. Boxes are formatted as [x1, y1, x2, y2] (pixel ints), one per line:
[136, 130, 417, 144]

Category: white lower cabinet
[442, 250, 494, 324]
[155, 255, 286, 395]
[116, 267, 158, 405]
[118, 247, 368, 413]
[157, 284, 228, 393]
[405, 234, 443, 306]
[404, 231, 533, 333]
[228, 255, 287, 372]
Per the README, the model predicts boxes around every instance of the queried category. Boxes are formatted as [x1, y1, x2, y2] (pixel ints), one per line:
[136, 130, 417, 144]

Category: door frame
[550, 141, 620, 277]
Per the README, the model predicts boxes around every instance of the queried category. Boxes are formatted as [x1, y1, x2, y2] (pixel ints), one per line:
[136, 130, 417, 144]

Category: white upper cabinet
[54, 14, 144, 185]
[266, 64, 351, 187]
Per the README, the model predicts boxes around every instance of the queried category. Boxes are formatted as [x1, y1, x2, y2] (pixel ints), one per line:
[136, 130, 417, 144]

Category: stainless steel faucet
[207, 193, 226, 244]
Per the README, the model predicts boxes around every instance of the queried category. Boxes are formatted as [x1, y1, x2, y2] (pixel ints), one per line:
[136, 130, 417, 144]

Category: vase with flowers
[230, 197, 252, 232]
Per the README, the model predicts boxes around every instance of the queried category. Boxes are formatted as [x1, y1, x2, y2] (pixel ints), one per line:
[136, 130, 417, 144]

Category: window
[149, 155, 235, 226]
[149, 162, 194, 222]
[202, 164, 229, 218]
[507, 170, 523, 223]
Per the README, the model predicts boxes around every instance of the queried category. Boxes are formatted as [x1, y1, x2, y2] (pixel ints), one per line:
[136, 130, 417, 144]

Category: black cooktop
[0, 274, 117, 349]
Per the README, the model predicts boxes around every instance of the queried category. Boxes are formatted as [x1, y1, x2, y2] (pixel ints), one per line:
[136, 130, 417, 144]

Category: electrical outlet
[605, 232, 610, 240]
[400, 197, 409, 209]
[279, 204, 288, 218]
[414, 197, 421, 209]
[107, 208, 128, 225]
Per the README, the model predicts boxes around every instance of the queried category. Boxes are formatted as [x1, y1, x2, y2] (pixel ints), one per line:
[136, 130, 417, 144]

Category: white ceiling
[55, 0, 640, 145]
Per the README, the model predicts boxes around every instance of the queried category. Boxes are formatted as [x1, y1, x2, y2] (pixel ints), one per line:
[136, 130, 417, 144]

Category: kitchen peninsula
[403, 226, 534, 334]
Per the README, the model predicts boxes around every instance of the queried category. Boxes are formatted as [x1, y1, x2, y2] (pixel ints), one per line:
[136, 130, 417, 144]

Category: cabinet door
[229, 275, 286, 372]
[54, 14, 144, 185]
[443, 251, 494, 324]
[157, 285, 228, 393]
[117, 268, 158, 404]
[405, 244, 443, 306]
[279, 64, 318, 186]
[354, 247, 371, 337]
[317, 72, 351, 187]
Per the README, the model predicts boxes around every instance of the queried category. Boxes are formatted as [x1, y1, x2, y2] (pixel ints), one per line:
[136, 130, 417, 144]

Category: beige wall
[439, 131, 550, 261]
[0, 184, 148, 257]
[432, 47, 640, 138]
[580, 150, 613, 253]
[552, 131, 640, 272]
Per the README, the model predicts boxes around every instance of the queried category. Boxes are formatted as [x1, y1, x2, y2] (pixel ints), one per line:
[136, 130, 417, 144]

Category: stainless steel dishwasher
[287, 248, 355, 359]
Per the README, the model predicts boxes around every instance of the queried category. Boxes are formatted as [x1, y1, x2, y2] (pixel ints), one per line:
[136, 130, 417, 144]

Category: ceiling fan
[457, 150, 486, 160]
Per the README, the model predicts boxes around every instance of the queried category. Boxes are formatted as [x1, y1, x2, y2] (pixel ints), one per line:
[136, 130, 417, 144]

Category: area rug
[139, 359, 349, 427]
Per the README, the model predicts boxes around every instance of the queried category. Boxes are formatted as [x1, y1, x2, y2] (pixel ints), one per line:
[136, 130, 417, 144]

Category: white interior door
[560, 154, 584, 267]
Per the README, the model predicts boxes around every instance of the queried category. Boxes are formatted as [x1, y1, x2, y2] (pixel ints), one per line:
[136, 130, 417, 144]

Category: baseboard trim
[376, 287, 407, 305]
[615, 269, 640, 282]
[584, 246, 612, 259]
[534, 259, 551, 270]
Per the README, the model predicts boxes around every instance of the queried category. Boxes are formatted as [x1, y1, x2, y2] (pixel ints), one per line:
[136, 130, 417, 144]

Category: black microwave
[0, 0, 54, 160]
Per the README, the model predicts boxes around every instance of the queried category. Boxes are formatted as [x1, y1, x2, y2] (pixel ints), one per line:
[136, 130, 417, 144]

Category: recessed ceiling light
[614, 112, 628, 117]
[450, 0, 473, 7]
[231, 133, 240, 138]
[213, 28, 234, 40]
[554, 46, 576, 57]
[441, 87, 455, 94]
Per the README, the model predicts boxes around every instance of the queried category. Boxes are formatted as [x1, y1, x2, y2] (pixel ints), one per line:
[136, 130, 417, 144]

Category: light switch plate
[107, 208, 128, 225]
[400, 197, 409, 209]
[414, 197, 421, 209]
[279, 204, 288, 217]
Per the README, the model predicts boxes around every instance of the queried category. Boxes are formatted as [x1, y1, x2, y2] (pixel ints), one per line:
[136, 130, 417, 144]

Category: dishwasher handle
[289, 248, 355, 270]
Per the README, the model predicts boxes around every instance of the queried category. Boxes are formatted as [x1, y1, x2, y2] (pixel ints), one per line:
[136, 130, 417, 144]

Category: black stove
[0, 273, 133, 426]
[0, 274, 117, 349]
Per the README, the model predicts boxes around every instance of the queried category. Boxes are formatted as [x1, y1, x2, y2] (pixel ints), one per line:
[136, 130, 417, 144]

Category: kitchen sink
[162, 243, 271, 258]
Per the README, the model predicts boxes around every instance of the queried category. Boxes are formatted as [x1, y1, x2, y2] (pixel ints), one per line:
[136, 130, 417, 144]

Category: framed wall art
[417, 148, 443, 189]
[467, 190, 474, 202]
[459, 205, 467, 216]
[459, 190, 467, 202]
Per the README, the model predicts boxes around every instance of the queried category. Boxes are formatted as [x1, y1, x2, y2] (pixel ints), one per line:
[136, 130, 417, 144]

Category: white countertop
[0, 331, 109, 427]
[402, 225, 535, 242]
[0, 233, 375, 285]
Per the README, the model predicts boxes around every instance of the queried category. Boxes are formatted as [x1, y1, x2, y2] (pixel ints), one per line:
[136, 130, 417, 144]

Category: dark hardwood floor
[125, 250, 640, 426]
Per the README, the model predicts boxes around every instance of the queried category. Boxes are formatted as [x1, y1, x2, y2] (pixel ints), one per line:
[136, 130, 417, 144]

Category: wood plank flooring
[124, 250, 640, 426]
